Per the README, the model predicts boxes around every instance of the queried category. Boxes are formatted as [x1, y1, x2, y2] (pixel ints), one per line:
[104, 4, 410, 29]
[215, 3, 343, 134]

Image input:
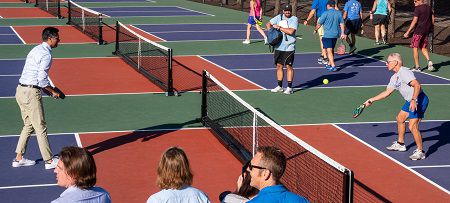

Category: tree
[291, 0, 298, 16]
[274, 0, 280, 15]
[388, 0, 396, 40]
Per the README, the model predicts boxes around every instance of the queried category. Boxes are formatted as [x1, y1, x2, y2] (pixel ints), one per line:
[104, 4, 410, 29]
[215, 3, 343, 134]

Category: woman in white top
[147, 147, 210, 203]
[220, 161, 259, 203]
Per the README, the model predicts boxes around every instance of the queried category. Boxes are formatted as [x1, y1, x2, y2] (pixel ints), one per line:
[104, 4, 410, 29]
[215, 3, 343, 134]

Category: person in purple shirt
[52, 146, 111, 203]
[246, 146, 309, 203]
[403, 0, 435, 72]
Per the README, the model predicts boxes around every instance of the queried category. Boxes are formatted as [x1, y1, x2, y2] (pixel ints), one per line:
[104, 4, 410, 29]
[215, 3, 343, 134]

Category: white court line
[129, 24, 166, 42]
[0, 34, 17, 36]
[10, 26, 26, 44]
[197, 55, 266, 90]
[410, 165, 450, 169]
[99, 10, 197, 13]
[332, 124, 450, 195]
[229, 65, 386, 71]
[148, 29, 253, 34]
[175, 6, 215, 16]
[0, 183, 57, 190]
[74, 133, 82, 147]
[0, 74, 21, 76]
[133, 22, 247, 26]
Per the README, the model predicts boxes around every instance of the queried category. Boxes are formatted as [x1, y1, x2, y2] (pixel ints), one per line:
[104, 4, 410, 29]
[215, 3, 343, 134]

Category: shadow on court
[85, 119, 200, 155]
[293, 72, 358, 91]
[357, 44, 395, 60]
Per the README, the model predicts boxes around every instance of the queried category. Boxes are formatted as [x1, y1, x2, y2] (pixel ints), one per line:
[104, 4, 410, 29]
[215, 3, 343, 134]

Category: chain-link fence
[191, 0, 449, 56]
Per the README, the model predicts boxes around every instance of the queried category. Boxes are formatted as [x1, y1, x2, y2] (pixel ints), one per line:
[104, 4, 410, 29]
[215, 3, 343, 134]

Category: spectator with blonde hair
[147, 147, 210, 203]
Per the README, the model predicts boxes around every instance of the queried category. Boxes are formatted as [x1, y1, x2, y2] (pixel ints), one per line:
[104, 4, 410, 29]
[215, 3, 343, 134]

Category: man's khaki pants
[15, 85, 53, 161]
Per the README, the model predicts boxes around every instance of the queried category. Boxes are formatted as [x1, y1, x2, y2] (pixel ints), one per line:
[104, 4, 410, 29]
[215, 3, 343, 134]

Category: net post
[113, 21, 119, 55]
[98, 14, 104, 45]
[166, 48, 174, 96]
[343, 169, 354, 203]
[201, 70, 208, 126]
[67, 0, 71, 24]
[34, 0, 38, 7]
[252, 112, 257, 156]
[57, 0, 61, 19]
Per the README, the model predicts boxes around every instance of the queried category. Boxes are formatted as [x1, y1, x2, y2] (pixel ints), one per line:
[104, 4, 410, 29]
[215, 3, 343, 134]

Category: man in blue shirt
[13, 27, 63, 170]
[343, 0, 363, 53]
[267, 4, 298, 95]
[247, 146, 309, 203]
[314, 0, 346, 72]
[304, 0, 338, 65]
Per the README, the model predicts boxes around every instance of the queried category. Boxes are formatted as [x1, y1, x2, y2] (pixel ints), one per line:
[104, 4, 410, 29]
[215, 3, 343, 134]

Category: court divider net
[201, 70, 354, 202]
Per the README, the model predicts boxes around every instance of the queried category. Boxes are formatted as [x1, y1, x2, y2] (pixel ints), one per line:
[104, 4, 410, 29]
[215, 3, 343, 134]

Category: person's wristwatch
[411, 98, 418, 102]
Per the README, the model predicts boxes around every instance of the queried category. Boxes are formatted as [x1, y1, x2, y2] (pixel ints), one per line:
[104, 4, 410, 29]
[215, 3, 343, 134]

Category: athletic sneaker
[409, 149, 426, 160]
[12, 158, 36, 168]
[45, 157, 59, 170]
[264, 37, 268, 45]
[322, 58, 329, 66]
[318, 56, 324, 64]
[242, 40, 250, 44]
[375, 41, 381, 45]
[427, 60, 436, 71]
[283, 87, 293, 95]
[270, 86, 284, 93]
[386, 141, 407, 151]
[326, 65, 337, 72]
[411, 67, 422, 72]
[349, 46, 357, 54]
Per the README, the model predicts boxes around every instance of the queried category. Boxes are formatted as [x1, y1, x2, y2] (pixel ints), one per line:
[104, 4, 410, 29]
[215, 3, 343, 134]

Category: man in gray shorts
[363, 53, 429, 160]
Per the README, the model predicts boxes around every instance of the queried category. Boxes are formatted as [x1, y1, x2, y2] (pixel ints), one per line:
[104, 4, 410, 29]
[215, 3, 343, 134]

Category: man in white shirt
[364, 53, 429, 160]
[13, 27, 63, 170]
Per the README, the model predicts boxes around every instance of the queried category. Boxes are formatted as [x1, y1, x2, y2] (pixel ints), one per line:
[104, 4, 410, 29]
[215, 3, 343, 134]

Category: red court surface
[49, 56, 260, 96]
[49, 57, 162, 95]
[0, 8, 54, 18]
[14, 26, 96, 44]
[285, 125, 450, 202]
[79, 129, 241, 203]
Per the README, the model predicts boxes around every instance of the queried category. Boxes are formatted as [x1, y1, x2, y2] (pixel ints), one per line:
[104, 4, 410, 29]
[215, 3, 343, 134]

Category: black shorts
[372, 14, 388, 25]
[274, 50, 295, 66]
[345, 19, 362, 35]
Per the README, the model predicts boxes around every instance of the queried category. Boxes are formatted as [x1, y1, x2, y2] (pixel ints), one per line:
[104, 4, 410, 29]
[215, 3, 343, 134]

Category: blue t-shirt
[344, 0, 362, 20]
[311, 0, 328, 18]
[247, 185, 309, 203]
[318, 9, 344, 38]
[269, 14, 298, 52]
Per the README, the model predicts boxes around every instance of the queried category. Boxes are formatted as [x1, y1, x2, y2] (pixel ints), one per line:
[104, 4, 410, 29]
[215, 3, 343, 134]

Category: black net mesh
[68, 1, 103, 43]
[36, 0, 60, 18]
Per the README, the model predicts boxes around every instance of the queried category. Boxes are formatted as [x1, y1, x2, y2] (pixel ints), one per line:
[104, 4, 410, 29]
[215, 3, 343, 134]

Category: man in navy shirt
[247, 146, 309, 203]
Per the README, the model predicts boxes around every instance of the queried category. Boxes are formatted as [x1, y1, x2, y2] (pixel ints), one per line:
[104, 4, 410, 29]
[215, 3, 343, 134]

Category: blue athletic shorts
[247, 16, 261, 25]
[401, 92, 429, 119]
[322, 37, 337, 49]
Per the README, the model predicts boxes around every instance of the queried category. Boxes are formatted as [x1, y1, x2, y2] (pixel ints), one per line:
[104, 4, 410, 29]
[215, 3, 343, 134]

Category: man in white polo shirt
[13, 27, 63, 169]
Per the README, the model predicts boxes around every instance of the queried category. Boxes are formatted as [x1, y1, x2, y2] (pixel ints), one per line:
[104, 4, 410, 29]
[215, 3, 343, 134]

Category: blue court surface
[0, 27, 24, 45]
[0, 133, 79, 202]
[134, 23, 260, 41]
[90, 6, 212, 17]
[337, 121, 450, 191]
[201, 53, 450, 90]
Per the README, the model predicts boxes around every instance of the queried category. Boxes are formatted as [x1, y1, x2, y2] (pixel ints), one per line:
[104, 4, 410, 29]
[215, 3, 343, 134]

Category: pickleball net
[114, 21, 175, 95]
[201, 70, 353, 202]
[67, 0, 104, 44]
[35, 0, 61, 18]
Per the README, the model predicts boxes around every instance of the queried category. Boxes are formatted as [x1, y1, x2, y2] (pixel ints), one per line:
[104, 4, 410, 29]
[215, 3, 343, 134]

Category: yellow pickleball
[323, 79, 329, 84]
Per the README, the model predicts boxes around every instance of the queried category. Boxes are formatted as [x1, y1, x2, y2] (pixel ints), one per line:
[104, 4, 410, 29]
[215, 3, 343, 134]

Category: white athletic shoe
[270, 86, 284, 93]
[409, 149, 426, 160]
[12, 158, 36, 167]
[427, 60, 436, 71]
[264, 37, 268, 45]
[283, 87, 293, 95]
[45, 157, 59, 170]
[242, 40, 250, 44]
[386, 141, 407, 151]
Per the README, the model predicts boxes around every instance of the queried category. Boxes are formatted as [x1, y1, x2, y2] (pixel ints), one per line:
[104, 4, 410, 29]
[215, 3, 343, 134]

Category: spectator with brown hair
[52, 146, 111, 203]
[219, 161, 259, 202]
[246, 146, 309, 203]
[147, 147, 210, 203]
